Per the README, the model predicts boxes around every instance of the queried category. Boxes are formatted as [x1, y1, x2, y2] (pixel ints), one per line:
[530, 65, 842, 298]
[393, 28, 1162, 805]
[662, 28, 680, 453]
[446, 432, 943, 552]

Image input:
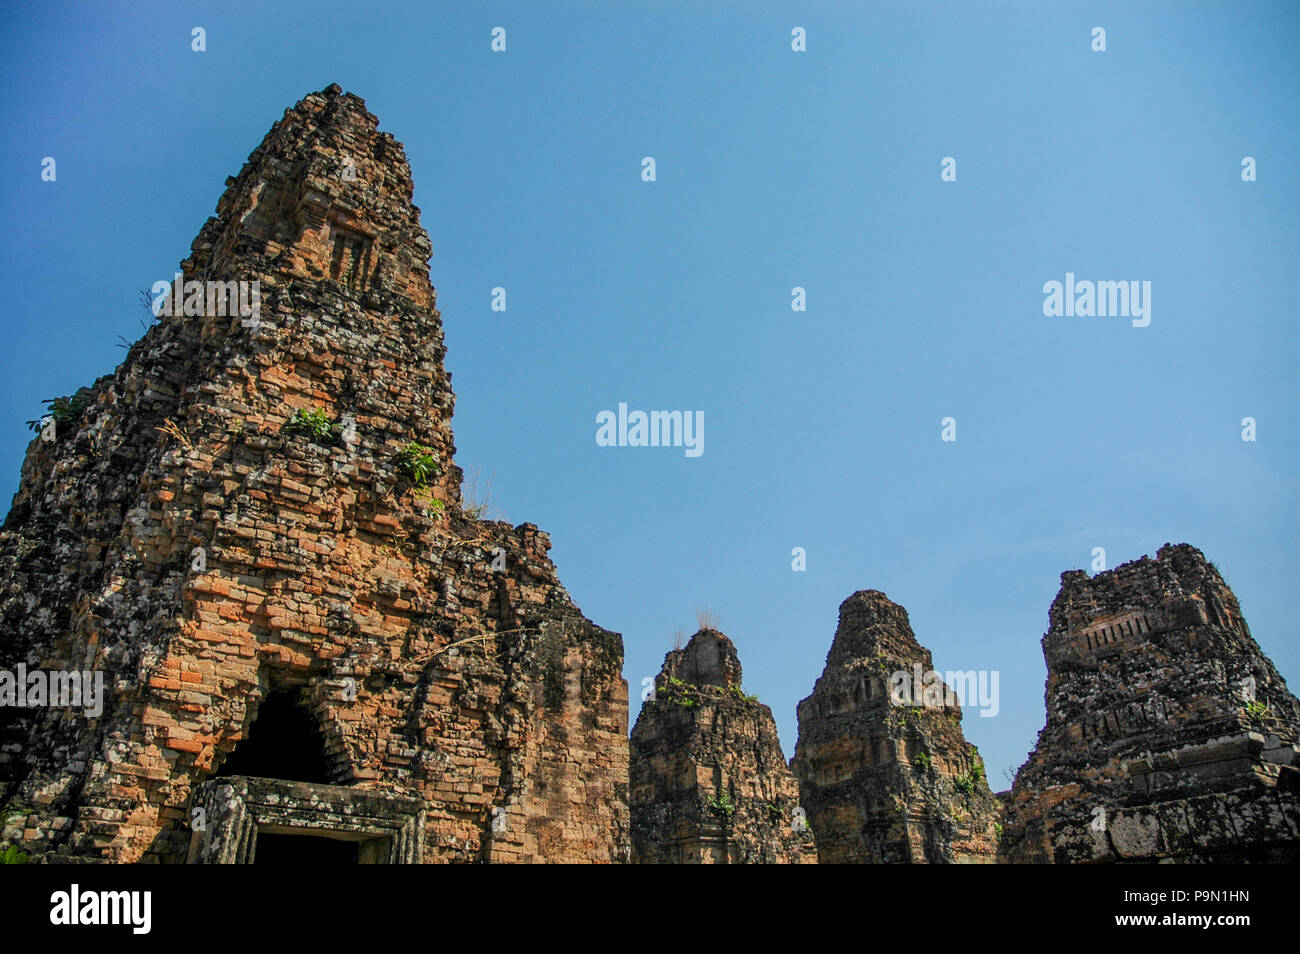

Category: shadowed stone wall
[794, 591, 1001, 863]
[1002, 543, 1300, 863]
[630, 629, 815, 863]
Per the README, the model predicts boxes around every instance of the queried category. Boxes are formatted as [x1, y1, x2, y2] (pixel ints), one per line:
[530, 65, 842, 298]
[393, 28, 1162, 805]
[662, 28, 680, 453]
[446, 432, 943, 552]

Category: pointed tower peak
[183, 85, 433, 310]
[151, 85, 457, 503]
[828, 589, 925, 667]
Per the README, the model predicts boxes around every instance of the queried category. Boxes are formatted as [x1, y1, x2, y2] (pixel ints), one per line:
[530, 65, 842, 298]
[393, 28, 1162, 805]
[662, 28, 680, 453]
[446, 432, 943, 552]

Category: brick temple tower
[630, 629, 816, 863]
[1002, 544, 1300, 862]
[0, 85, 629, 863]
[793, 591, 1001, 863]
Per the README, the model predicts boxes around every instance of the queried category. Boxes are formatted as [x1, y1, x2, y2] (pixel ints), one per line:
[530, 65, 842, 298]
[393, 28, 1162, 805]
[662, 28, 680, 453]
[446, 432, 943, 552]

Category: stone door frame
[187, 775, 425, 864]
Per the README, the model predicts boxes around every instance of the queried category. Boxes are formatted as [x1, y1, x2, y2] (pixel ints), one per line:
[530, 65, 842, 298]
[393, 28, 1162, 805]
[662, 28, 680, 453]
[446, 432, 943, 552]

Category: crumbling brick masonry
[0, 85, 629, 863]
[1001, 543, 1300, 863]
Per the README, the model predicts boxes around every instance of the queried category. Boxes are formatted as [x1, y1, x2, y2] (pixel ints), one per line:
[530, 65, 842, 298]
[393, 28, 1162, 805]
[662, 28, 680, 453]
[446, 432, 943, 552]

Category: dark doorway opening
[215, 689, 332, 783]
[255, 832, 359, 864]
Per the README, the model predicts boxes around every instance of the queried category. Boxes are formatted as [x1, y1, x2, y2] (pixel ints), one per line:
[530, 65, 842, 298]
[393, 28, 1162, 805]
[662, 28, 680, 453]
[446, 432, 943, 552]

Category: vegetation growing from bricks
[727, 685, 759, 704]
[396, 441, 439, 489]
[1, 844, 29, 864]
[282, 406, 340, 444]
[887, 709, 912, 729]
[1244, 699, 1271, 723]
[658, 676, 700, 709]
[708, 791, 735, 817]
[26, 393, 89, 434]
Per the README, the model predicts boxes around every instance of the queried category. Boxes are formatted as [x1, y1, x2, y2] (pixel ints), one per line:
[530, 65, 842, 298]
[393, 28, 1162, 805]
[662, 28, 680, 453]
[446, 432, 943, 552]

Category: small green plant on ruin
[971, 759, 986, 784]
[659, 676, 701, 710]
[727, 685, 759, 704]
[708, 791, 735, 817]
[396, 441, 439, 489]
[282, 407, 340, 444]
[2, 794, 36, 818]
[912, 750, 932, 771]
[1244, 699, 1271, 723]
[1, 844, 29, 865]
[26, 393, 89, 435]
[766, 802, 782, 817]
[994, 821, 1005, 841]
[953, 773, 976, 796]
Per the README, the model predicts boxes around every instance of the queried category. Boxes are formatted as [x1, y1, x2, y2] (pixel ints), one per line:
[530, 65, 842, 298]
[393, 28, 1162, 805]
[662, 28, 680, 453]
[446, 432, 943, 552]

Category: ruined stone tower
[793, 591, 1001, 863]
[1001, 544, 1300, 863]
[630, 629, 815, 863]
[0, 85, 629, 863]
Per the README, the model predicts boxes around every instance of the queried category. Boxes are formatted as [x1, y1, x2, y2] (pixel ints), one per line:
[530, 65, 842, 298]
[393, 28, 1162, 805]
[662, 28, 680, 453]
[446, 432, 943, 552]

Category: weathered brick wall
[1001, 543, 1300, 863]
[630, 630, 815, 863]
[793, 591, 1001, 863]
[0, 85, 628, 863]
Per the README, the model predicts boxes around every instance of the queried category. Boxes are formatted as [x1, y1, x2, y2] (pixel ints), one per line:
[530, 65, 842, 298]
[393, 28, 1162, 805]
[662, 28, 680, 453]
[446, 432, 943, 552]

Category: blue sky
[2, 1, 1297, 784]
